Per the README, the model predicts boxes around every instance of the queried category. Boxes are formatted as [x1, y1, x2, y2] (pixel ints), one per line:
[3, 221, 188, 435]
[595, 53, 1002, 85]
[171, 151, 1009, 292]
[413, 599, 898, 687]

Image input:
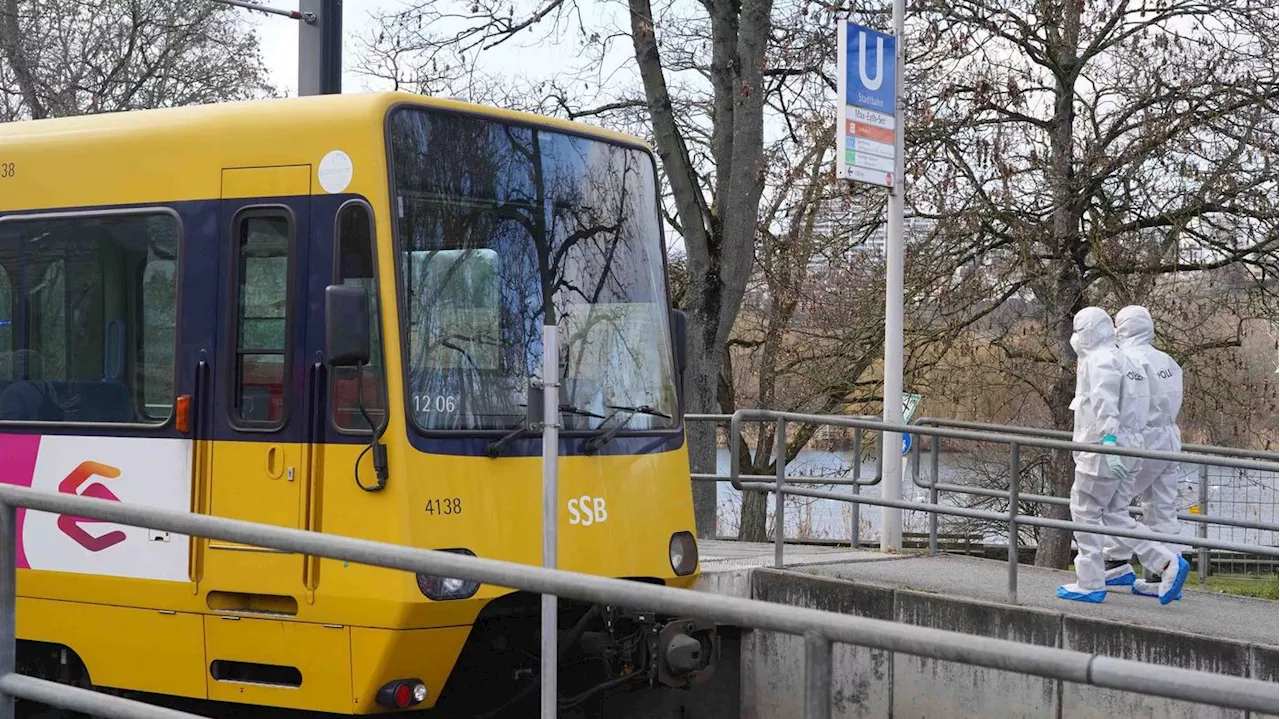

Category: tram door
[202, 165, 315, 599]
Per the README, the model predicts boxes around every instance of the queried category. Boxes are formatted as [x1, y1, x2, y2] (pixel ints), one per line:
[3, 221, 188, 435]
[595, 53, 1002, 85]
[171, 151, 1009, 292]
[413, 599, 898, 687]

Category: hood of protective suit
[1070, 307, 1115, 356]
[1114, 305, 1155, 348]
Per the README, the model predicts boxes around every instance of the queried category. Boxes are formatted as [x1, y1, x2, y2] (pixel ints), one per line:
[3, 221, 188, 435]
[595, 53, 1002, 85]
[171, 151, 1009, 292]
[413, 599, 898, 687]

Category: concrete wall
[741, 569, 1279, 719]
[746, 577, 893, 718]
[893, 590, 1060, 718]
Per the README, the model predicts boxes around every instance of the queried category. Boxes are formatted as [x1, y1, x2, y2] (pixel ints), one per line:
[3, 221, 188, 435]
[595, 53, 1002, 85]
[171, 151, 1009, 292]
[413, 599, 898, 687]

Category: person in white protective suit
[1101, 305, 1188, 598]
[1057, 307, 1190, 605]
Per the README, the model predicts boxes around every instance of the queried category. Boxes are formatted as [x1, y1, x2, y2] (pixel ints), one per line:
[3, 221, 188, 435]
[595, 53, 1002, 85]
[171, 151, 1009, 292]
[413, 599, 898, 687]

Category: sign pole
[837, 3, 906, 551]
[881, 0, 906, 551]
[540, 321, 559, 717]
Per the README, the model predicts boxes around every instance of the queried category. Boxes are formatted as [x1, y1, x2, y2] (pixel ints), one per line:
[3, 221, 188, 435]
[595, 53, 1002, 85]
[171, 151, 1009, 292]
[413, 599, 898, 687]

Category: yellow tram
[0, 91, 711, 715]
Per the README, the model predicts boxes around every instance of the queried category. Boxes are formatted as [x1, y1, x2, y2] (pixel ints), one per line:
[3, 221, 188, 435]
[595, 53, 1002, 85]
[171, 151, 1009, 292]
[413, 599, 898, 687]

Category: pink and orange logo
[56, 461, 126, 552]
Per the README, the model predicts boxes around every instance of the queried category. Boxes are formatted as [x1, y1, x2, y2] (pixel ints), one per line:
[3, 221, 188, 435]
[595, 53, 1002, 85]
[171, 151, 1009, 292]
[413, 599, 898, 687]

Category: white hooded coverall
[1103, 305, 1188, 560]
[1068, 307, 1176, 591]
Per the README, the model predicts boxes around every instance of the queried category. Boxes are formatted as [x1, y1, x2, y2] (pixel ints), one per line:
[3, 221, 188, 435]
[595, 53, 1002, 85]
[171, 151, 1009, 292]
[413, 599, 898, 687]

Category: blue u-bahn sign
[837, 20, 898, 188]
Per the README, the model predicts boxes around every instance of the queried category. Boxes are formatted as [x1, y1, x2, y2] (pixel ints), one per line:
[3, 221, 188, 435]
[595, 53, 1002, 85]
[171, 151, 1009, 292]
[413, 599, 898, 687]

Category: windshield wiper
[606, 403, 672, 419]
[560, 404, 607, 420]
[583, 404, 672, 455]
[486, 404, 607, 458]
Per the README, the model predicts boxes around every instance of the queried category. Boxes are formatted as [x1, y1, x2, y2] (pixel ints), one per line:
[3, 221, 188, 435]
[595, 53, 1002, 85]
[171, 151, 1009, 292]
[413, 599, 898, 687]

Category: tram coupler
[653, 615, 718, 689]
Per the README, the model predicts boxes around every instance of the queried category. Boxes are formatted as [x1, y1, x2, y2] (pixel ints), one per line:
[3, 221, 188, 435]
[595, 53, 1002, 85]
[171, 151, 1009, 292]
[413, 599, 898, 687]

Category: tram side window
[231, 213, 291, 427]
[141, 252, 178, 419]
[0, 265, 10, 374]
[332, 203, 385, 431]
[0, 213, 179, 424]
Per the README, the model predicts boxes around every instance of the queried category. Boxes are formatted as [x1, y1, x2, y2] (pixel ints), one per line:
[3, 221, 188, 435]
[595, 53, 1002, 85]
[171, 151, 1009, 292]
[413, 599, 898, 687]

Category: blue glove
[1102, 434, 1127, 480]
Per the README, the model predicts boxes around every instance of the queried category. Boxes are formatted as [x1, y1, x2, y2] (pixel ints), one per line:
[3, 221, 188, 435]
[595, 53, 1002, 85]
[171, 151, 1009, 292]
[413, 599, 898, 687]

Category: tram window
[231, 213, 291, 427]
[0, 212, 179, 425]
[141, 255, 177, 419]
[331, 203, 385, 432]
[0, 264, 10, 374]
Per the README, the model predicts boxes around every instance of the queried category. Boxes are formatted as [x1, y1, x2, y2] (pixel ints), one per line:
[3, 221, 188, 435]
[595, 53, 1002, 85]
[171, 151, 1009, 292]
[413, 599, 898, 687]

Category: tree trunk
[629, 0, 771, 537]
[684, 361, 721, 537]
[1033, 1, 1084, 569]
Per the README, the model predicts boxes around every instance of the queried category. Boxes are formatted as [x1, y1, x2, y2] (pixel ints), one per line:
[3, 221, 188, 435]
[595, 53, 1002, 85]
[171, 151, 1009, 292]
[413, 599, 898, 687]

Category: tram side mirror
[671, 309, 688, 378]
[325, 285, 370, 367]
[526, 381, 545, 425]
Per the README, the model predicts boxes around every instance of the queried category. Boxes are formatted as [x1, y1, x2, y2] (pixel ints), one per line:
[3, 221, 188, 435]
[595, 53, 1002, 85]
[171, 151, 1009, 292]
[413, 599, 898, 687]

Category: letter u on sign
[858, 32, 884, 91]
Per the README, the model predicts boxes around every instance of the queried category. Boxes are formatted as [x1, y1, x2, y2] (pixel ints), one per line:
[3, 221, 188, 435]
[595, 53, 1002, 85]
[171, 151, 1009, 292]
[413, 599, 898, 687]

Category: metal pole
[851, 431, 861, 548]
[1008, 444, 1020, 605]
[775, 418, 786, 568]
[1198, 465, 1209, 586]
[210, 0, 314, 21]
[804, 631, 833, 719]
[540, 322, 559, 718]
[851, 484, 861, 549]
[929, 439, 940, 555]
[298, 0, 342, 95]
[0, 502, 15, 719]
[880, 0, 907, 552]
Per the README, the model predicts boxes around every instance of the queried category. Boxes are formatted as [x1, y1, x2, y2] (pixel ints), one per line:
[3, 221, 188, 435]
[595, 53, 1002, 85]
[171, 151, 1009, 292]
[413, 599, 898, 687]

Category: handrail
[686, 411, 1277, 562]
[686, 413, 885, 486]
[719, 409, 1277, 607]
[729, 410, 1279, 473]
[686, 415, 1276, 531]
[0, 484, 1276, 717]
[915, 417, 1279, 461]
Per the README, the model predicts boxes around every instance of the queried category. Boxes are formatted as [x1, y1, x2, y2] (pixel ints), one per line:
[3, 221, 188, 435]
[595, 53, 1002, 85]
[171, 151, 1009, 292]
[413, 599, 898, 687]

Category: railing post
[929, 437, 940, 555]
[1008, 443, 1020, 605]
[803, 630, 832, 719]
[1, 502, 16, 719]
[851, 431, 861, 549]
[775, 418, 786, 569]
[910, 432, 921, 539]
[851, 484, 861, 550]
[1198, 464, 1209, 586]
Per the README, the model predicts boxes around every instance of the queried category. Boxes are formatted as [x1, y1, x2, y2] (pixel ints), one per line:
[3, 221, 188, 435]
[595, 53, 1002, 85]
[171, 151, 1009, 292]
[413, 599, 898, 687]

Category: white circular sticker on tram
[318, 150, 353, 194]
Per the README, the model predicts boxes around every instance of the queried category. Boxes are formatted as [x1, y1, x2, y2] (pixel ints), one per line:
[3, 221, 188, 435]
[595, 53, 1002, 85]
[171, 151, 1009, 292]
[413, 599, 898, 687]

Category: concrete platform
[697, 540, 1278, 647]
[695, 540, 1278, 718]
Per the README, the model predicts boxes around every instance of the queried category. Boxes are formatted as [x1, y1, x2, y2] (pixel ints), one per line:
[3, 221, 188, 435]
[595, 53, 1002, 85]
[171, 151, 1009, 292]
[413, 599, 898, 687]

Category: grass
[1198, 574, 1279, 600]
[1065, 562, 1279, 600]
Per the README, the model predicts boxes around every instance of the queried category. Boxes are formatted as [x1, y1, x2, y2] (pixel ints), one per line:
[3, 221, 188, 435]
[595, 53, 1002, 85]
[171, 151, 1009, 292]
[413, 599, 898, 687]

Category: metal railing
[1, 480, 1277, 717]
[913, 418, 1279, 584]
[693, 410, 1279, 607]
[687, 413, 887, 551]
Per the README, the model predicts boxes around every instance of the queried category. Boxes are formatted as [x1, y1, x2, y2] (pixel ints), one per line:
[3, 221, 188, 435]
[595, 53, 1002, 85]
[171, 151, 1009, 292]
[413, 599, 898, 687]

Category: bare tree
[914, 0, 1278, 566]
[364, 0, 788, 535]
[0, 0, 273, 122]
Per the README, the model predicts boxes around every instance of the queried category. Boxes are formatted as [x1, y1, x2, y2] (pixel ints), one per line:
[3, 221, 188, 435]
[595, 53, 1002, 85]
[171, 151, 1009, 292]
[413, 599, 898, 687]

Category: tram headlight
[415, 548, 481, 601]
[669, 531, 698, 576]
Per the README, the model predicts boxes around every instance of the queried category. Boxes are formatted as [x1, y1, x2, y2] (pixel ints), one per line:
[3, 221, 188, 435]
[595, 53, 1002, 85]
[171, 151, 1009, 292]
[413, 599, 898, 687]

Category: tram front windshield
[387, 107, 679, 434]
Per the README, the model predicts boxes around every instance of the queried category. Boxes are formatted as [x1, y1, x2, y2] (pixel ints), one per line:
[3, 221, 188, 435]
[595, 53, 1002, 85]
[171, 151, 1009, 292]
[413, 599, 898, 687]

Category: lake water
[712, 448, 1279, 548]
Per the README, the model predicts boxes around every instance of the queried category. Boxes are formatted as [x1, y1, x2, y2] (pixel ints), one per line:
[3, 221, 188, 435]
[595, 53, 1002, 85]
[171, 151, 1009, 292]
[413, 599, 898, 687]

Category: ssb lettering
[567, 495, 608, 526]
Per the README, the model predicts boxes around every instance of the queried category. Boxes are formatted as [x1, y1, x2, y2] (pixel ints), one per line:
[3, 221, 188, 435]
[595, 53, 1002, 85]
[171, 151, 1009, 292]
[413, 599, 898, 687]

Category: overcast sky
[243, 0, 600, 98]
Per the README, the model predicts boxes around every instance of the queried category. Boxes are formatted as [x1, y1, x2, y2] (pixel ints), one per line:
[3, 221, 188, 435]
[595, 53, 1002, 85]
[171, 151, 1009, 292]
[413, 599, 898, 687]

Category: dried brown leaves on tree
[913, 0, 1278, 566]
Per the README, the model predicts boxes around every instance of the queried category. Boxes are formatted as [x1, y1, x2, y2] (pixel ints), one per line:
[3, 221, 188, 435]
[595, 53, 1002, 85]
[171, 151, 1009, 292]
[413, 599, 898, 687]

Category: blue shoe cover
[1105, 566, 1136, 586]
[1132, 579, 1180, 600]
[1057, 584, 1107, 603]
[1159, 557, 1190, 606]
